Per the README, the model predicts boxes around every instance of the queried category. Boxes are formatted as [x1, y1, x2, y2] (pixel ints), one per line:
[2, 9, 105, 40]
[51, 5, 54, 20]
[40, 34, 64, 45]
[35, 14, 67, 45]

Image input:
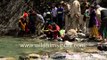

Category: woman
[18, 17, 29, 36]
[88, 6, 99, 39]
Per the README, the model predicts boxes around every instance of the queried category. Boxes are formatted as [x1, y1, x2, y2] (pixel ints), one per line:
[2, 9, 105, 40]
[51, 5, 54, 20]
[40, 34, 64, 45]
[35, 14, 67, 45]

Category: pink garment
[95, 17, 100, 28]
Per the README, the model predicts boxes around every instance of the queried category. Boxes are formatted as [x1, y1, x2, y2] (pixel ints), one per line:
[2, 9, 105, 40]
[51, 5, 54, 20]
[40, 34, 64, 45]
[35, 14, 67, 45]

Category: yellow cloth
[90, 25, 99, 38]
[19, 20, 26, 31]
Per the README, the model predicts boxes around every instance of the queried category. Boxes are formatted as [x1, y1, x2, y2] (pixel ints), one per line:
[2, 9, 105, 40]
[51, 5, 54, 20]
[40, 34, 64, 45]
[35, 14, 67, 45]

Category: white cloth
[51, 7, 57, 17]
[66, 3, 71, 10]
[36, 14, 45, 23]
[70, 0, 81, 17]
[69, 0, 81, 30]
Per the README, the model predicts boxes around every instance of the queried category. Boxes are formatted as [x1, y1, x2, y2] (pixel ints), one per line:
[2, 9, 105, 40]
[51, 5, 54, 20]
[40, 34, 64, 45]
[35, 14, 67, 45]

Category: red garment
[53, 25, 60, 32]
[47, 24, 60, 39]
[47, 24, 60, 31]
[48, 24, 53, 30]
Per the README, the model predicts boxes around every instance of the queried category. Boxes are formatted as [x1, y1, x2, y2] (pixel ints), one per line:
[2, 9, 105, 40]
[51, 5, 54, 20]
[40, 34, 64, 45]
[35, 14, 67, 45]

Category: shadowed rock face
[0, 0, 25, 35]
[0, 0, 106, 35]
[0, 0, 53, 35]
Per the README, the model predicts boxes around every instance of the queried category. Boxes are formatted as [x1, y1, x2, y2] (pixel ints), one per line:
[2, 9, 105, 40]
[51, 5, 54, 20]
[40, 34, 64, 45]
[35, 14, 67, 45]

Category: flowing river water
[0, 36, 107, 60]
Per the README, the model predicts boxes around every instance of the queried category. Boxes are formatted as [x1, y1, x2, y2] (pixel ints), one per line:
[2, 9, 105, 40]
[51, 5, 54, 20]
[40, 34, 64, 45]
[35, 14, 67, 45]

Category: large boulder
[0, 0, 25, 35]
[97, 43, 107, 51]
[50, 52, 66, 60]
[64, 29, 77, 41]
[19, 53, 41, 60]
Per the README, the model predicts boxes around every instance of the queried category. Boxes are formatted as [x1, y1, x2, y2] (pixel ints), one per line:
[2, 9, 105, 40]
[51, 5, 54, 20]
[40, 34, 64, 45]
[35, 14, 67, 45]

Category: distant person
[88, 6, 99, 39]
[18, 17, 29, 36]
[99, 10, 107, 41]
[81, 0, 90, 15]
[23, 11, 29, 23]
[35, 12, 45, 35]
[63, 2, 71, 32]
[44, 22, 60, 40]
[57, 4, 64, 29]
[28, 10, 36, 35]
[83, 7, 90, 33]
[44, 11, 52, 24]
[69, 0, 81, 31]
[51, 3, 58, 23]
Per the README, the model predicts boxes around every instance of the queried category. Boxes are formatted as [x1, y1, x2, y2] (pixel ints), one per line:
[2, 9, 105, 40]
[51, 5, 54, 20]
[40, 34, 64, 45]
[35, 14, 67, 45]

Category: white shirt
[37, 14, 45, 23]
[51, 7, 57, 17]
[71, 0, 81, 17]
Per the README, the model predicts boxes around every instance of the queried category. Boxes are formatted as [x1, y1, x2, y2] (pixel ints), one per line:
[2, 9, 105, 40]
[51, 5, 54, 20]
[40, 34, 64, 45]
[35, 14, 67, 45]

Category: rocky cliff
[0, 0, 26, 35]
[0, 0, 106, 35]
[0, 0, 58, 35]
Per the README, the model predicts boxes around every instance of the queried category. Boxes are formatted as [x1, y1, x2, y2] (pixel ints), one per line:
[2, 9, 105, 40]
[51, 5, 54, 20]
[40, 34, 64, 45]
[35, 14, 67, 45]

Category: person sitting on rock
[44, 22, 60, 40]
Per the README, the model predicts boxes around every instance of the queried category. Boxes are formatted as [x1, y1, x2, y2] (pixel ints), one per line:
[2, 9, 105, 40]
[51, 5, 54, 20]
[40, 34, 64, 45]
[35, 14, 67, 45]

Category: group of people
[18, 0, 107, 42]
[19, 0, 68, 39]
[18, 10, 44, 36]
[80, 0, 107, 41]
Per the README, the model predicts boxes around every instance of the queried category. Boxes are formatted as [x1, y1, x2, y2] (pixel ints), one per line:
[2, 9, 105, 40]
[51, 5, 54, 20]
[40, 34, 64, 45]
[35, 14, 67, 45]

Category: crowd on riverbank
[18, 0, 107, 42]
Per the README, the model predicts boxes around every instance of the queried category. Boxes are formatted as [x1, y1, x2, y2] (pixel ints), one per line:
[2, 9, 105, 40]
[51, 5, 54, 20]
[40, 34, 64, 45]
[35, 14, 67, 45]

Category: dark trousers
[57, 16, 64, 29]
[29, 25, 36, 34]
[52, 17, 57, 23]
[45, 31, 53, 39]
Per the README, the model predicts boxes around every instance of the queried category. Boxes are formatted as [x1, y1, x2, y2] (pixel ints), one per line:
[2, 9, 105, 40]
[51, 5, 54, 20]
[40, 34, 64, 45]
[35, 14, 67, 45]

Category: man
[81, 0, 90, 33]
[57, 3, 64, 29]
[69, 0, 81, 31]
[51, 3, 58, 23]
[62, 2, 71, 32]
[36, 12, 45, 35]
[28, 10, 36, 35]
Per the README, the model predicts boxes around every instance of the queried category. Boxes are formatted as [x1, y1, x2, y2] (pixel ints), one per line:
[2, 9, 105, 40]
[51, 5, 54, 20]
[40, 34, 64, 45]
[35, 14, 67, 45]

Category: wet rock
[28, 54, 41, 60]
[64, 29, 77, 41]
[75, 38, 86, 42]
[41, 54, 49, 60]
[64, 41, 73, 46]
[0, 58, 7, 60]
[84, 47, 99, 53]
[67, 29, 77, 37]
[19, 54, 29, 60]
[50, 52, 66, 60]
[91, 54, 107, 60]
[77, 33, 86, 38]
[97, 43, 107, 51]
[19, 53, 41, 60]
[0, 57, 15, 60]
